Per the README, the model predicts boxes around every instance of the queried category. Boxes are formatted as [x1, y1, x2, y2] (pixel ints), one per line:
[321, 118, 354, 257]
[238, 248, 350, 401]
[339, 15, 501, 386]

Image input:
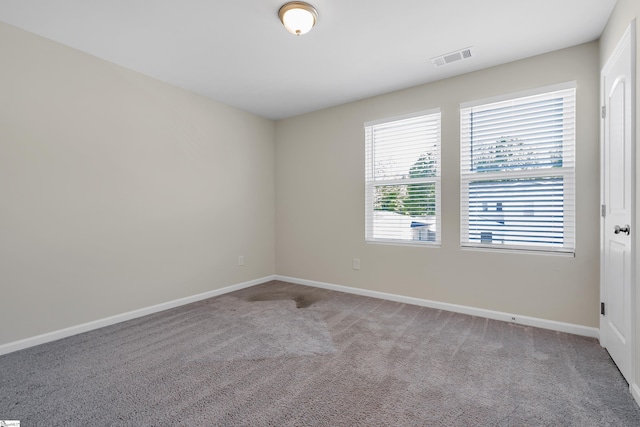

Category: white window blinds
[365, 111, 441, 245]
[460, 85, 576, 254]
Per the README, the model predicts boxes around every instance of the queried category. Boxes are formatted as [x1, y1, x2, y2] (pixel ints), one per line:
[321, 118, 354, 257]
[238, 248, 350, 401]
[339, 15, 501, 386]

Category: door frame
[600, 19, 637, 390]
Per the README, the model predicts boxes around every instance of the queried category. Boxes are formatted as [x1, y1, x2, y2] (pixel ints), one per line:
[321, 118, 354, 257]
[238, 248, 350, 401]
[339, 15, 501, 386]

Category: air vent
[431, 47, 473, 68]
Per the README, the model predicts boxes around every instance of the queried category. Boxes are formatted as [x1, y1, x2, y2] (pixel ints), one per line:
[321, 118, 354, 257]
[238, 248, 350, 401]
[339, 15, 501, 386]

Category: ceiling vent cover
[431, 47, 473, 68]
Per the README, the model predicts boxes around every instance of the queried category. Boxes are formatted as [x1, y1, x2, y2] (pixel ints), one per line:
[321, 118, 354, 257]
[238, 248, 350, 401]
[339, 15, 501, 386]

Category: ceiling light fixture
[278, 2, 318, 36]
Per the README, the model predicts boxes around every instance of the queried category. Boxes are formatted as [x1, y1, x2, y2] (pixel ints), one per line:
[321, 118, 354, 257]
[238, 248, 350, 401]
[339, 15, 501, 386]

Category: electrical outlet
[238, 255, 244, 266]
[353, 258, 360, 270]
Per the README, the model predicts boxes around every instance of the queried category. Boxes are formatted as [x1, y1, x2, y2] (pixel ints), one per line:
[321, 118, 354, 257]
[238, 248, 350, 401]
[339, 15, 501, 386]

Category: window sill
[461, 245, 575, 257]
[366, 239, 441, 249]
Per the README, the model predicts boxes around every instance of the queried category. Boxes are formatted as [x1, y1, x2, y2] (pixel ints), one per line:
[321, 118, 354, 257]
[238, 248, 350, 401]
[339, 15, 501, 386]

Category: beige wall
[0, 17, 608, 348]
[276, 42, 600, 327]
[600, 0, 640, 398]
[0, 22, 276, 345]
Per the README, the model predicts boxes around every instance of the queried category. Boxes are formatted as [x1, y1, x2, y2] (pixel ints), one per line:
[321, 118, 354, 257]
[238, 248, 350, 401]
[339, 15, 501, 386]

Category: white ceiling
[0, 0, 617, 120]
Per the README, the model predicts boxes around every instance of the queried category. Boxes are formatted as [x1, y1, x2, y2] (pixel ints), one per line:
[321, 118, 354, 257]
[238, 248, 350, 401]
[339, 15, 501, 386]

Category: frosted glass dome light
[279, 2, 318, 36]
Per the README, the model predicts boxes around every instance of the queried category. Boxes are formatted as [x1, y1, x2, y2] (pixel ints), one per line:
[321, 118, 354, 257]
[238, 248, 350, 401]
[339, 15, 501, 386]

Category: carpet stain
[245, 291, 320, 308]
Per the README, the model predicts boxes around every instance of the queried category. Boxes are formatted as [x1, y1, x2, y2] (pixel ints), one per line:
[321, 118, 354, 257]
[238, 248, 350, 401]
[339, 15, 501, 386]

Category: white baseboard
[1, 273, 599, 357]
[276, 275, 600, 339]
[0, 275, 276, 356]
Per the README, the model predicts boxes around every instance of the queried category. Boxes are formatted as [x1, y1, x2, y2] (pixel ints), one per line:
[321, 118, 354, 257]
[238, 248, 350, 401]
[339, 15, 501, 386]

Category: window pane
[372, 117, 439, 181]
[372, 183, 437, 242]
[469, 98, 567, 172]
[468, 177, 564, 247]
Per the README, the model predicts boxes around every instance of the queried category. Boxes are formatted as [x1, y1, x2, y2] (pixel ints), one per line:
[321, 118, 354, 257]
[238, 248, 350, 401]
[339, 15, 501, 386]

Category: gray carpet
[1, 280, 640, 426]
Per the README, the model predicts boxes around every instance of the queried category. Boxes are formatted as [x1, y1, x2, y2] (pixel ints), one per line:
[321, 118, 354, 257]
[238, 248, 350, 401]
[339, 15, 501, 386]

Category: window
[365, 110, 441, 245]
[460, 84, 576, 254]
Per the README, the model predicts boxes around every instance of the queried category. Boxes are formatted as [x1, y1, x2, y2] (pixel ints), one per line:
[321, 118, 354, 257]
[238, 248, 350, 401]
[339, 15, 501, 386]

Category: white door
[601, 21, 635, 384]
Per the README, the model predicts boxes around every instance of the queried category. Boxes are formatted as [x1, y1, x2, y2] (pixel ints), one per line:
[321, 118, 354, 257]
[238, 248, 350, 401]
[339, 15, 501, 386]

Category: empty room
[1, 0, 640, 425]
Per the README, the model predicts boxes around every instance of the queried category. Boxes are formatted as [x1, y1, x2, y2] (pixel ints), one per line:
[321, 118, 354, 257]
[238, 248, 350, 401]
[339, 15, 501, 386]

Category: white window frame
[365, 109, 441, 246]
[460, 82, 576, 255]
